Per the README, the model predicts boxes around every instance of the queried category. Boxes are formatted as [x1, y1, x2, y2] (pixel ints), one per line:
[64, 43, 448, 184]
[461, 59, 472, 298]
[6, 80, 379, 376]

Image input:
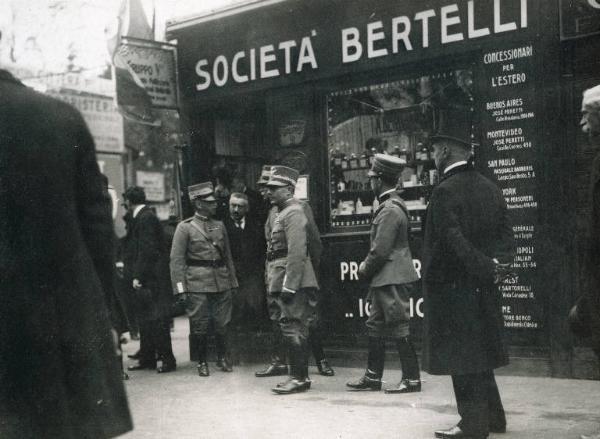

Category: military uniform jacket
[266, 198, 319, 293]
[360, 190, 419, 287]
[170, 214, 238, 293]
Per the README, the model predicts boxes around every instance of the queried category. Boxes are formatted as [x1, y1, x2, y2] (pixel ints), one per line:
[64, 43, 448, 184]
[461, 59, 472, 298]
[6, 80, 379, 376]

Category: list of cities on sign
[476, 43, 541, 332]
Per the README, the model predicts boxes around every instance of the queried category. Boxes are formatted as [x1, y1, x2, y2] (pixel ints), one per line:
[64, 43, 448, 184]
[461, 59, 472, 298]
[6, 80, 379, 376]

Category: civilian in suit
[422, 115, 515, 439]
[170, 182, 239, 376]
[346, 154, 421, 394]
[265, 166, 319, 394]
[225, 192, 267, 329]
[0, 68, 132, 438]
[123, 187, 176, 374]
[576, 85, 600, 439]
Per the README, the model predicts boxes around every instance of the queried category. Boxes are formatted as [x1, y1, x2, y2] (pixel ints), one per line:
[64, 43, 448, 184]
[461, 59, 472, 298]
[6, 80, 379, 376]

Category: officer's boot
[309, 327, 335, 377]
[255, 323, 288, 377]
[215, 332, 233, 372]
[272, 337, 311, 394]
[196, 335, 209, 377]
[385, 337, 421, 394]
[346, 337, 384, 391]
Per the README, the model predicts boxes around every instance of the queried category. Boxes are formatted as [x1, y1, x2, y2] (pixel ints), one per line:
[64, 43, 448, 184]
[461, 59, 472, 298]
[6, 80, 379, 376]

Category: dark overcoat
[0, 71, 132, 438]
[124, 206, 171, 320]
[422, 163, 515, 375]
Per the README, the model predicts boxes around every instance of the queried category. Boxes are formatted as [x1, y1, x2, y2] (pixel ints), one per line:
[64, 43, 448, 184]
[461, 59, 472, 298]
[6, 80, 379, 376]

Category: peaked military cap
[256, 165, 273, 186]
[266, 165, 299, 187]
[430, 109, 474, 148]
[367, 154, 405, 179]
[188, 181, 216, 201]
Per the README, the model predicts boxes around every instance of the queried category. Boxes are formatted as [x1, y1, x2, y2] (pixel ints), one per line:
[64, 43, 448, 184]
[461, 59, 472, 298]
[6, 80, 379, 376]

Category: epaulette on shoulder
[389, 199, 404, 209]
[182, 216, 194, 222]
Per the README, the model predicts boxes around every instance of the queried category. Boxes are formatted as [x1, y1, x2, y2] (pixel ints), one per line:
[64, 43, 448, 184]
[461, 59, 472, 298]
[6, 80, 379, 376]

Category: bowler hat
[430, 109, 474, 148]
[123, 186, 146, 204]
[266, 165, 299, 187]
[256, 165, 273, 186]
[188, 181, 216, 201]
[367, 154, 405, 179]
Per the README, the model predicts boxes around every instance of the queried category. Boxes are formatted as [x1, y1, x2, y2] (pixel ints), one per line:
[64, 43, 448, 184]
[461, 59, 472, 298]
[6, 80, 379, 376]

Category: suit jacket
[360, 190, 419, 287]
[170, 214, 238, 293]
[422, 163, 515, 375]
[224, 215, 265, 277]
[266, 198, 319, 292]
[0, 70, 132, 438]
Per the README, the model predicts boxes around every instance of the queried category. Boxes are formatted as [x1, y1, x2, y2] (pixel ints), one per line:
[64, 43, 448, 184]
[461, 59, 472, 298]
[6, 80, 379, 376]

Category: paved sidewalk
[120, 318, 600, 439]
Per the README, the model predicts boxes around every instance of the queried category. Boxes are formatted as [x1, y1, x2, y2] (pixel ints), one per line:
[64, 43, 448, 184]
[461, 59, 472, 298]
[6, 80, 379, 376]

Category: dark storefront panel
[167, 0, 600, 376]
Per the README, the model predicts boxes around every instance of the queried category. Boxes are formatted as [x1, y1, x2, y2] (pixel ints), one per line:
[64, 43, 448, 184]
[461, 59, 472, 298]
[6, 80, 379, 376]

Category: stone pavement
[120, 318, 600, 439]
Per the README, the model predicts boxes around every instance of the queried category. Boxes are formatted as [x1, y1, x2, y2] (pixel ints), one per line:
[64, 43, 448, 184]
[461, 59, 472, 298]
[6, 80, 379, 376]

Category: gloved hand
[281, 287, 296, 304]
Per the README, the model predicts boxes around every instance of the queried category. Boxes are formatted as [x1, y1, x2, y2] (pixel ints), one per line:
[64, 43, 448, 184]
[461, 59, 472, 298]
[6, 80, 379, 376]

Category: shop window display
[326, 70, 474, 231]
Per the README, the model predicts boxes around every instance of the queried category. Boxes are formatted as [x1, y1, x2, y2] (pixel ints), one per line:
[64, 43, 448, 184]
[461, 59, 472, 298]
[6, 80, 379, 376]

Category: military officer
[170, 182, 238, 377]
[265, 166, 319, 394]
[347, 154, 422, 393]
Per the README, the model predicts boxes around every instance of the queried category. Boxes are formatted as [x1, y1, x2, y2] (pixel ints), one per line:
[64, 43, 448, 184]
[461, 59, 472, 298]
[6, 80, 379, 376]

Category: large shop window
[326, 70, 474, 232]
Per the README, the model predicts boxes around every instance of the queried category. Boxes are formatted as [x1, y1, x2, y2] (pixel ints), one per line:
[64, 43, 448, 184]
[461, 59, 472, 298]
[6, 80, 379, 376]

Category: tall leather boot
[196, 335, 209, 377]
[256, 323, 288, 377]
[215, 332, 233, 372]
[385, 337, 421, 394]
[309, 327, 335, 376]
[346, 337, 385, 391]
[272, 337, 310, 394]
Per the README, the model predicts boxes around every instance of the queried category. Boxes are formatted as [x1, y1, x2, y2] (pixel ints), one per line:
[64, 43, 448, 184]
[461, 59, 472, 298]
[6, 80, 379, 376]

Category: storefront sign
[136, 171, 166, 202]
[477, 42, 542, 331]
[48, 89, 124, 154]
[118, 39, 179, 109]
[172, 0, 534, 99]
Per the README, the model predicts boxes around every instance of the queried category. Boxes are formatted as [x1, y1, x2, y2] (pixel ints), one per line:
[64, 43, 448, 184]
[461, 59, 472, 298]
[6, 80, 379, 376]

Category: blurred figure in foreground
[0, 68, 132, 437]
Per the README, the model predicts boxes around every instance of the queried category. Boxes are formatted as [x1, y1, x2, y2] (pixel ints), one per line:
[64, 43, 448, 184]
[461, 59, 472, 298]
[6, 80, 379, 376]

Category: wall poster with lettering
[474, 43, 542, 338]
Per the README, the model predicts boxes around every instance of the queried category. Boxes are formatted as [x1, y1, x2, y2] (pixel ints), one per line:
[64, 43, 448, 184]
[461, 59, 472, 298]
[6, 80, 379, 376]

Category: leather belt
[266, 249, 288, 261]
[186, 259, 225, 268]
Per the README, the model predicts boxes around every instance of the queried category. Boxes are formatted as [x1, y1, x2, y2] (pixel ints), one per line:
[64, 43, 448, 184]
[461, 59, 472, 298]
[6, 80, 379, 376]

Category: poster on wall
[476, 43, 542, 334]
[136, 171, 166, 202]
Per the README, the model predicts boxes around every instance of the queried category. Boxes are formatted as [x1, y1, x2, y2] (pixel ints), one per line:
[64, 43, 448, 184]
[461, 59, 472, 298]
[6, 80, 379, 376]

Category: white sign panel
[48, 90, 124, 154]
[136, 171, 166, 202]
[119, 39, 179, 109]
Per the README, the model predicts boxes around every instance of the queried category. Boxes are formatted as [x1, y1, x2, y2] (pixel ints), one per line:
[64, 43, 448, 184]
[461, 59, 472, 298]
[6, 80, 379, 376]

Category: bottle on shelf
[369, 148, 377, 165]
[349, 153, 358, 169]
[419, 142, 430, 161]
[398, 146, 409, 164]
[359, 153, 368, 168]
[356, 197, 363, 214]
[334, 147, 343, 167]
[341, 154, 349, 170]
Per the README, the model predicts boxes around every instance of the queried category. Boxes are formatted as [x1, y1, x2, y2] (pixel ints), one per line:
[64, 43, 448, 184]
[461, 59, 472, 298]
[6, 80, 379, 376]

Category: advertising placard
[136, 171, 166, 202]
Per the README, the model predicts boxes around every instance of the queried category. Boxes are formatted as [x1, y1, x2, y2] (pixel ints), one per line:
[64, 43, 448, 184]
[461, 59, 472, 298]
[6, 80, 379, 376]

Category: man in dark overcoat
[576, 84, 600, 439]
[0, 69, 132, 438]
[422, 115, 515, 439]
[123, 187, 176, 373]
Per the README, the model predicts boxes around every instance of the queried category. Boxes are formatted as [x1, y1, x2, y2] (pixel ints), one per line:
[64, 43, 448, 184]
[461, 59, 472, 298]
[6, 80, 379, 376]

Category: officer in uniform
[170, 182, 238, 377]
[265, 166, 319, 394]
[347, 154, 422, 393]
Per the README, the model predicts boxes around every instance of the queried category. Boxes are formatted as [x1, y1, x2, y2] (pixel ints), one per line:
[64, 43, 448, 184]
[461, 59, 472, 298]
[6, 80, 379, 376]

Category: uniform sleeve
[132, 212, 162, 282]
[282, 208, 309, 291]
[432, 186, 496, 283]
[170, 223, 189, 294]
[302, 202, 323, 269]
[221, 225, 239, 289]
[360, 206, 402, 280]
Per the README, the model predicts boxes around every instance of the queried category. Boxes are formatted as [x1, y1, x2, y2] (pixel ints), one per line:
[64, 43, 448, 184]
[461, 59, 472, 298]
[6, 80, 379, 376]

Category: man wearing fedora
[346, 154, 422, 394]
[422, 113, 514, 439]
[170, 182, 238, 376]
[123, 186, 176, 374]
[264, 166, 319, 394]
